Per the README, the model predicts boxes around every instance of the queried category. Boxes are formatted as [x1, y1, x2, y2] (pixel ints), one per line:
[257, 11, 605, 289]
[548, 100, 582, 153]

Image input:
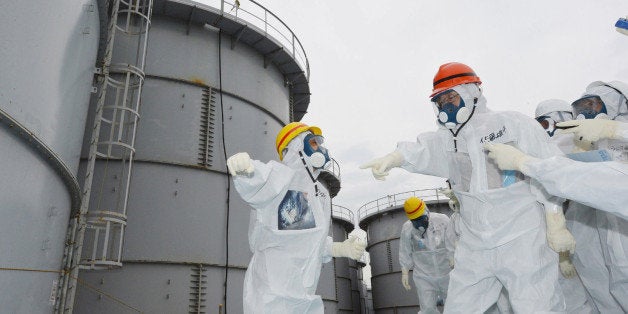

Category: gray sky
[251, 0, 628, 222]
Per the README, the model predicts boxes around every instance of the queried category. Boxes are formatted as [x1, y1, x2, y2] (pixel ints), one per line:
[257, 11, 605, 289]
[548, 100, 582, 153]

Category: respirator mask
[433, 89, 470, 129]
[303, 133, 330, 168]
[572, 95, 609, 120]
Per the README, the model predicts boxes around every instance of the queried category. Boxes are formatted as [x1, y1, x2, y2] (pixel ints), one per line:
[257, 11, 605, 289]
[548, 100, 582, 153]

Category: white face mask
[307, 152, 327, 168]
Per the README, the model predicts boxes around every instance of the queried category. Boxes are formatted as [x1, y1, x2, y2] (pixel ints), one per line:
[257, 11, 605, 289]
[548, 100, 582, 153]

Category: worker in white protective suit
[360, 62, 573, 313]
[399, 196, 452, 314]
[533, 99, 598, 314]
[487, 81, 628, 312]
[485, 141, 628, 314]
[569, 81, 628, 313]
[535, 99, 574, 152]
[227, 122, 366, 314]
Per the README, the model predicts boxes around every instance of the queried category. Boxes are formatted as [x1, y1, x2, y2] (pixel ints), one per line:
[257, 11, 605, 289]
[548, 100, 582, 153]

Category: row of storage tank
[0, 0, 450, 313]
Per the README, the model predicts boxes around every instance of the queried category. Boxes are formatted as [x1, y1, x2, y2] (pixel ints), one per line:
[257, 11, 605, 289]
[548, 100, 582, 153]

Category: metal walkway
[152, 0, 312, 121]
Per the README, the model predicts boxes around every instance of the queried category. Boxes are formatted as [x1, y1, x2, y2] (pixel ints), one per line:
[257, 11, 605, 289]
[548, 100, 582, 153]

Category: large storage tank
[0, 1, 99, 313]
[68, 0, 343, 313]
[358, 189, 451, 314]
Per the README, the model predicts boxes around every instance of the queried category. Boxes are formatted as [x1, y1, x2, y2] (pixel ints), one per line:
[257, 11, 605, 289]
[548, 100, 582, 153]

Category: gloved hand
[557, 119, 623, 142]
[359, 151, 404, 181]
[559, 252, 577, 279]
[449, 257, 455, 268]
[401, 268, 411, 291]
[572, 139, 594, 152]
[226, 152, 255, 176]
[331, 236, 367, 260]
[483, 143, 537, 173]
[546, 212, 576, 254]
[439, 188, 459, 212]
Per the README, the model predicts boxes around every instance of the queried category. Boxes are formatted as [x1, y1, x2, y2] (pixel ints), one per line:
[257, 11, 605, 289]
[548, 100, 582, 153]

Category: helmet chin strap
[445, 97, 478, 152]
[298, 151, 320, 195]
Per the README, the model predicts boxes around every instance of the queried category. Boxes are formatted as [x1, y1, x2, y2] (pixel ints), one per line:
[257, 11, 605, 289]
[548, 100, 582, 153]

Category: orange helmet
[430, 62, 482, 97]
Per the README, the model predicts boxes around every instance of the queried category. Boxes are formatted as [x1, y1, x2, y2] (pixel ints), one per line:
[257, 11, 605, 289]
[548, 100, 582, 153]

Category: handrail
[247, 0, 309, 79]
[204, 0, 310, 80]
[356, 188, 449, 223]
[332, 204, 354, 225]
[328, 158, 341, 180]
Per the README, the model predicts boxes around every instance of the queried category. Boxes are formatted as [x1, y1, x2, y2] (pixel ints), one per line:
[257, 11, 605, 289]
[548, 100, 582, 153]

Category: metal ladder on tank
[55, 0, 153, 312]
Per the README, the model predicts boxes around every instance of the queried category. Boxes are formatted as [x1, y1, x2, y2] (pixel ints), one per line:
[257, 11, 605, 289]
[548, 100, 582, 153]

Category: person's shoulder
[430, 212, 450, 221]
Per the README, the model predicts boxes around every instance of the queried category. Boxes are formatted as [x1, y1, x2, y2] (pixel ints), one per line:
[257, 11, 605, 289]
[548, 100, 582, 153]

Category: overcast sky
[204, 0, 628, 224]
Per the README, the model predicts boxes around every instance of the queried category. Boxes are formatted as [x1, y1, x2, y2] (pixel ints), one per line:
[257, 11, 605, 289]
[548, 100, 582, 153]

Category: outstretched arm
[228, 152, 294, 208]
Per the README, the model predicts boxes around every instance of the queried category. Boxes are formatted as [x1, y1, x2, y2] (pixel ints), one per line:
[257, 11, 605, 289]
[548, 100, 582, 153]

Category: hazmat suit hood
[281, 131, 325, 177]
[535, 99, 572, 119]
[583, 81, 628, 121]
[281, 132, 307, 168]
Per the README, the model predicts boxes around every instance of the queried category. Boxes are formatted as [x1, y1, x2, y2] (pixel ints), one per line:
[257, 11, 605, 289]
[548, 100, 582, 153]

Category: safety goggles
[431, 89, 462, 109]
[571, 95, 607, 118]
[303, 134, 327, 156]
[306, 135, 324, 149]
[535, 116, 556, 131]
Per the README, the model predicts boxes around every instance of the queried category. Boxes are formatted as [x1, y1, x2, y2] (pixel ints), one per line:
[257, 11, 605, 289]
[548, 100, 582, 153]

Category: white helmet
[535, 99, 572, 119]
[578, 81, 628, 120]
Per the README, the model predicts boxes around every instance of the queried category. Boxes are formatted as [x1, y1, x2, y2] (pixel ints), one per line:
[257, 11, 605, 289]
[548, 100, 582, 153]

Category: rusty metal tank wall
[359, 200, 450, 314]
[73, 1, 312, 313]
[0, 1, 99, 313]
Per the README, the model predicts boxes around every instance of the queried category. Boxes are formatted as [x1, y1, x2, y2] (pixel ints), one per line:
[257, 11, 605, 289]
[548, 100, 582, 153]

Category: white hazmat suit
[229, 130, 364, 314]
[363, 82, 569, 313]
[489, 86, 628, 312]
[534, 99, 597, 314]
[570, 81, 628, 312]
[486, 143, 627, 313]
[399, 212, 452, 314]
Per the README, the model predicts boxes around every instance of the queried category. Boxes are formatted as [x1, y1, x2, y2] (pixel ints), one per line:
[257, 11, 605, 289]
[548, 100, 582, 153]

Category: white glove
[559, 252, 577, 279]
[572, 139, 594, 152]
[401, 268, 411, 291]
[449, 257, 455, 268]
[557, 119, 623, 142]
[546, 212, 576, 254]
[359, 151, 404, 181]
[226, 152, 255, 176]
[331, 236, 366, 260]
[440, 188, 459, 212]
[483, 143, 537, 173]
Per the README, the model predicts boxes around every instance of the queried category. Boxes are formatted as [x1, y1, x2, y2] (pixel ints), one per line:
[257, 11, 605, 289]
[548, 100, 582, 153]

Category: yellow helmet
[275, 122, 322, 160]
[404, 197, 426, 220]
